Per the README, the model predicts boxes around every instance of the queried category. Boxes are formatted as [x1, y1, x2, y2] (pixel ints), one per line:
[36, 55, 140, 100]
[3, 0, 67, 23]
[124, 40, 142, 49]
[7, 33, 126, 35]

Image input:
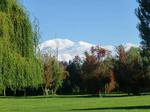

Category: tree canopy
[0, 0, 43, 95]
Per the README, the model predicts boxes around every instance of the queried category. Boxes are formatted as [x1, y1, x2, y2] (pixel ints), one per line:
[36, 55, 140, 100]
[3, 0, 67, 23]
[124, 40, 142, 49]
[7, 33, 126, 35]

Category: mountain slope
[39, 38, 138, 61]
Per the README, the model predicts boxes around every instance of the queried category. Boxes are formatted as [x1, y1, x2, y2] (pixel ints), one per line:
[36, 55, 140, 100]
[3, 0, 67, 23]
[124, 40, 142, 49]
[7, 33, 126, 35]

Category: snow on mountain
[124, 43, 138, 51]
[39, 38, 138, 62]
[39, 38, 75, 50]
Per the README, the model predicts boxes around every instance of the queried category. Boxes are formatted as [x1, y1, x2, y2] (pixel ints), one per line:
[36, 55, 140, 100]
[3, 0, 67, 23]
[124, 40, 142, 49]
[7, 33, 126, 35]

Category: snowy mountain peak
[39, 38, 138, 62]
[78, 41, 93, 47]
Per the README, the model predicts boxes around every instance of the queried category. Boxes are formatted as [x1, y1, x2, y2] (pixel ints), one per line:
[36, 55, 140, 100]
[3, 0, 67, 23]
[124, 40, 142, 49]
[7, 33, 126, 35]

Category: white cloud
[39, 38, 138, 62]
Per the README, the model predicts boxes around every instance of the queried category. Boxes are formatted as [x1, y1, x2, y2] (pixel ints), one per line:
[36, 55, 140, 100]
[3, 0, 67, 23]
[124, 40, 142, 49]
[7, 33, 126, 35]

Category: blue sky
[21, 0, 140, 45]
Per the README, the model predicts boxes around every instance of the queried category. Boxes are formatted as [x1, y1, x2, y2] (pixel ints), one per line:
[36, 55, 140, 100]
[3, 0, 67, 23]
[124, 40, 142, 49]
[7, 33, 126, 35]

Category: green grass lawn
[0, 94, 150, 112]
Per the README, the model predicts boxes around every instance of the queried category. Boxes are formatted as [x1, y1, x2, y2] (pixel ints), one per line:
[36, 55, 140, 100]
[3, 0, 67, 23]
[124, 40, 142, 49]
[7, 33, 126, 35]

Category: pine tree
[136, 0, 150, 89]
[136, 0, 150, 61]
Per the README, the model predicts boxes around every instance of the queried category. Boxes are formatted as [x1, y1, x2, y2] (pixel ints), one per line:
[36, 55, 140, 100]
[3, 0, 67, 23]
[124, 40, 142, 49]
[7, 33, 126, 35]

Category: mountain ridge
[39, 38, 138, 61]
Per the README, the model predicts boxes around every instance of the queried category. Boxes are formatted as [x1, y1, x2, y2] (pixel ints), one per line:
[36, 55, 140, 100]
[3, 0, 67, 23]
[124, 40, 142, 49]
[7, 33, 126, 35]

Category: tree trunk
[24, 89, 26, 96]
[53, 89, 57, 95]
[45, 88, 49, 96]
[14, 89, 16, 96]
[3, 88, 6, 96]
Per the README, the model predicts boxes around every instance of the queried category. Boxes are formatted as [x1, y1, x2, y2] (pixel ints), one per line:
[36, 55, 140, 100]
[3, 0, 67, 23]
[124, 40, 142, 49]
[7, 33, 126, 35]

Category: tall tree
[0, 0, 43, 96]
[115, 46, 144, 95]
[114, 45, 128, 93]
[83, 46, 115, 95]
[42, 52, 67, 95]
[136, 0, 150, 50]
[126, 47, 144, 95]
[61, 56, 84, 94]
[136, 0, 150, 89]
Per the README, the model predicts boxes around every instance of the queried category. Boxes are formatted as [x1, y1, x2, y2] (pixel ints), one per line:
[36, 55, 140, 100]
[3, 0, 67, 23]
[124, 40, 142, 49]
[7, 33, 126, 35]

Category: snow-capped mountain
[39, 38, 138, 62]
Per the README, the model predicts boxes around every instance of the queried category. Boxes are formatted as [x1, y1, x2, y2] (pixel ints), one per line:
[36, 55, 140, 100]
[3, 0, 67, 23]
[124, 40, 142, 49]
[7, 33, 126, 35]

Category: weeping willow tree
[0, 0, 43, 96]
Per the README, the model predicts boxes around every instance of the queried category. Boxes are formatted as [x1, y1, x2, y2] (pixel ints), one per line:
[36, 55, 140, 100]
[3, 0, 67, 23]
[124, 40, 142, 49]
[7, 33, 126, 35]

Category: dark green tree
[126, 47, 144, 95]
[61, 56, 84, 94]
[115, 46, 144, 95]
[136, 0, 150, 89]
[136, 0, 150, 50]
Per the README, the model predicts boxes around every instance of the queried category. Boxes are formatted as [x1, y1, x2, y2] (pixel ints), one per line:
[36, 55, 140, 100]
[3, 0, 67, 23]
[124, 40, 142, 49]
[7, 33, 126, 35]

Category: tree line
[0, 0, 150, 96]
[59, 45, 149, 96]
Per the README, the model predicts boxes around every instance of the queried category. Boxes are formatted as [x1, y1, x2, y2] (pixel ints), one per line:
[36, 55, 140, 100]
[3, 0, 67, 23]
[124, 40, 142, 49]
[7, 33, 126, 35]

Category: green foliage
[136, 0, 150, 50]
[61, 56, 84, 94]
[126, 47, 143, 94]
[0, 0, 8, 12]
[115, 46, 144, 95]
[126, 47, 142, 63]
[136, 0, 150, 90]
[52, 60, 64, 93]
[82, 46, 115, 95]
[0, 0, 43, 95]
[43, 53, 67, 95]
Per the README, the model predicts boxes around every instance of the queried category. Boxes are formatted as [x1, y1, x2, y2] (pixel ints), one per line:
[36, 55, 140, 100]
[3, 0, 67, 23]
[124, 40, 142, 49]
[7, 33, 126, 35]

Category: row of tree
[0, 0, 150, 96]
[43, 0, 150, 95]
[0, 0, 68, 96]
[58, 45, 150, 95]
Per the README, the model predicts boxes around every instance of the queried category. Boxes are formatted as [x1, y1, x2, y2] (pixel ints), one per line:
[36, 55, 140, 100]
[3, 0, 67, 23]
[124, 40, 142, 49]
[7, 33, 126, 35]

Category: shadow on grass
[26, 93, 136, 99]
[0, 92, 149, 99]
[0, 95, 96, 99]
[71, 105, 150, 111]
[102, 94, 130, 98]
[0, 95, 141, 99]
[20, 94, 132, 99]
